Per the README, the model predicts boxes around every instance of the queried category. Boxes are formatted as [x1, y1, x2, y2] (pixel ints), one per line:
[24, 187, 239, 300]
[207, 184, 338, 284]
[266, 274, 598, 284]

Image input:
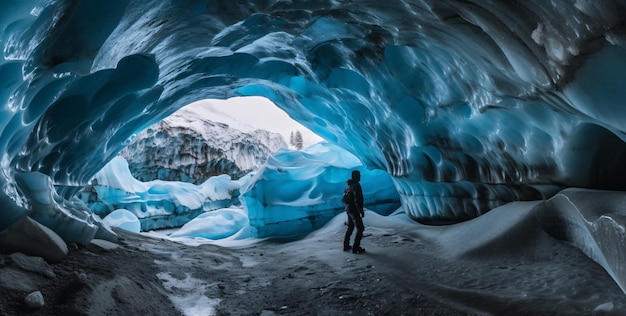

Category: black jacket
[346, 179, 364, 215]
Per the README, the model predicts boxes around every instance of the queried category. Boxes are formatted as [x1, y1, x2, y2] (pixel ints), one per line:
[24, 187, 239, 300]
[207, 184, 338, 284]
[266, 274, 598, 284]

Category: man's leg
[352, 215, 365, 251]
[343, 212, 355, 250]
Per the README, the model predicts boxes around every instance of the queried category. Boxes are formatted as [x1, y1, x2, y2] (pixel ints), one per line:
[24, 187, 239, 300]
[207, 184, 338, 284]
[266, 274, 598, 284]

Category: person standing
[343, 170, 365, 253]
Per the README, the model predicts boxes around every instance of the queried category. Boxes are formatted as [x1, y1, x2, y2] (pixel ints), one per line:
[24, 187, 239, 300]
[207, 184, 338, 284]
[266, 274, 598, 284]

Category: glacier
[240, 142, 400, 237]
[2, 0, 626, 296]
[79, 155, 244, 231]
[88, 142, 400, 237]
[119, 104, 288, 183]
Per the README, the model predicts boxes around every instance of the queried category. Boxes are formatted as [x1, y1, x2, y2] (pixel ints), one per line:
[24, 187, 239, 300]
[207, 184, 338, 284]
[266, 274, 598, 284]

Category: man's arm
[355, 183, 364, 217]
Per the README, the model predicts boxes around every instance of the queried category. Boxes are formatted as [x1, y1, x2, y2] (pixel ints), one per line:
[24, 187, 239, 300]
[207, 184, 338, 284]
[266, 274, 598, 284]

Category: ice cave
[2, 0, 626, 307]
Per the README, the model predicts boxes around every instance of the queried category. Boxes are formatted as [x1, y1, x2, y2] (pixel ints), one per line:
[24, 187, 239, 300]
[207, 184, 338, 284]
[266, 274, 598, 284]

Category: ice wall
[240, 142, 400, 237]
[535, 189, 626, 294]
[0, 1, 626, 243]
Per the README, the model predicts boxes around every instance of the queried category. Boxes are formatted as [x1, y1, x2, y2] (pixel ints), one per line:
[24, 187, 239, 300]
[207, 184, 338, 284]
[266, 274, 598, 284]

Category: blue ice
[81, 156, 244, 231]
[240, 142, 400, 237]
[0, 0, 626, 296]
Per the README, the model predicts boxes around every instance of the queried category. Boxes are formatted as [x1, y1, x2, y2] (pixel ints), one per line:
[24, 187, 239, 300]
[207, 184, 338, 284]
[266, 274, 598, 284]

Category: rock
[593, 302, 614, 313]
[89, 239, 119, 250]
[73, 270, 88, 284]
[93, 220, 119, 243]
[0, 268, 39, 292]
[9, 252, 55, 278]
[24, 291, 44, 309]
[0, 216, 68, 262]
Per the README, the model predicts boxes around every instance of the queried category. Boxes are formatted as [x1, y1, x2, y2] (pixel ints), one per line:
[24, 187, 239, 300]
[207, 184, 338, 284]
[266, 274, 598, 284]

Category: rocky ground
[1, 210, 624, 316]
[0, 225, 466, 316]
[0, 229, 179, 316]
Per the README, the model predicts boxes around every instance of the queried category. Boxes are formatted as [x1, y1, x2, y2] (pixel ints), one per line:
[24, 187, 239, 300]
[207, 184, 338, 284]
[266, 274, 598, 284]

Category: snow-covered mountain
[119, 107, 288, 183]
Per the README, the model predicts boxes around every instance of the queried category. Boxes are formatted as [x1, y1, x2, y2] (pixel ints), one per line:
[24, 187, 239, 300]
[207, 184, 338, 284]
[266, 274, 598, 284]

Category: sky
[182, 97, 323, 148]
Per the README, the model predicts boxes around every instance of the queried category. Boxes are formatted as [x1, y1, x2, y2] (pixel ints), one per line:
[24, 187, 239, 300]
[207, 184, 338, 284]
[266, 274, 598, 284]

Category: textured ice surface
[241, 142, 400, 237]
[169, 208, 249, 240]
[14, 172, 115, 244]
[102, 209, 141, 234]
[0, 0, 626, 264]
[535, 189, 626, 294]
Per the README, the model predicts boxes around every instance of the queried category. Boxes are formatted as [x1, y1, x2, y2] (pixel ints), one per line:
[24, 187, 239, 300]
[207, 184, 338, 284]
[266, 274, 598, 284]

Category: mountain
[119, 107, 288, 184]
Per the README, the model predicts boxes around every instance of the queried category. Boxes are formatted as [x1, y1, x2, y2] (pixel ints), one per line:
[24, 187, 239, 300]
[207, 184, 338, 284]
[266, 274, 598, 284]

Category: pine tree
[289, 131, 295, 147]
[295, 130, 303, 150]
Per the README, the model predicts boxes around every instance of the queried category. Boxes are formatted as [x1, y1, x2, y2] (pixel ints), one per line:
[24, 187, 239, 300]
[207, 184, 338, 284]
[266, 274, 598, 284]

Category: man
[343, 170, 365, 254]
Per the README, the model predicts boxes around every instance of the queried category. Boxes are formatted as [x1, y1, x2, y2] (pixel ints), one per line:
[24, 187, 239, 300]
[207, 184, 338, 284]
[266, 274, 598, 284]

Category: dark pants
[344, 211, 364, 249]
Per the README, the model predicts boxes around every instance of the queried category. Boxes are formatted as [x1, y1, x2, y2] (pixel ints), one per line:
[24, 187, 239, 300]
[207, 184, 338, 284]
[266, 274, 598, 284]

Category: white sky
[182, 97, 323, 147]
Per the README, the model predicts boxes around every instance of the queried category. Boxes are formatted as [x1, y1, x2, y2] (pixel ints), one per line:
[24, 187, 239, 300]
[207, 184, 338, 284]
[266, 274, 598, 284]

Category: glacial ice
[79, 156, 243, 231]
[14, 171, 116, 244]
[1, 0, 626, 295]
[240, 142, 400, 237]
[169, 208, 249, 240]
[102, 209, 141, 234]
[418, 188, 626, 295]
[87, 142, 399, 238]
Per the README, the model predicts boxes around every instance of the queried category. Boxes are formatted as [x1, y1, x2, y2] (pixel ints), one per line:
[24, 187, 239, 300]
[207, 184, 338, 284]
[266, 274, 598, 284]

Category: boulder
[0, 216, 68, 262]
[24, 291, 45, 309]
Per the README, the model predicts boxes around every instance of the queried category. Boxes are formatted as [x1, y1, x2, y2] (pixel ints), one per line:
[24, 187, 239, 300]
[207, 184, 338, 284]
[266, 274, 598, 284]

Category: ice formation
[240, 142, 400, 237]
[1, 0, 626, 292]
[169, 208, 249, 240]
[87, 142, 399, 237]
[102, 209, 141, 234]
[78, 156, 243, 231]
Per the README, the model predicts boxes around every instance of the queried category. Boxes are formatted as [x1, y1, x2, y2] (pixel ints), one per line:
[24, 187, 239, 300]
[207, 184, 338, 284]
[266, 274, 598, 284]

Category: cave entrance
[79, 96, 329, 233]
[184, 96, 322, 150]
[118, 96, 322, 184]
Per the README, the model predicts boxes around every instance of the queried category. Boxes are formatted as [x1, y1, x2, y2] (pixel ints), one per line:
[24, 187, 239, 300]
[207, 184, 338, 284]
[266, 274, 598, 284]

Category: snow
[142, 182, 626, 310]
[157, 272, 221, 316]
[169, 208, 248, 240]
[145, 192, 626, 314]
[83, 156, 245, 231]
[148, 189, 626, 311]
[102, 209, 141, 234]
[182, 97, 323, 149]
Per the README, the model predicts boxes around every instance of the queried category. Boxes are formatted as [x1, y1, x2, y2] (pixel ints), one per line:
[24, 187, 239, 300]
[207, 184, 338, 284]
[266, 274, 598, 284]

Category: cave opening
[562, 123, 626, 191]
[117, 96, 323, 184]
